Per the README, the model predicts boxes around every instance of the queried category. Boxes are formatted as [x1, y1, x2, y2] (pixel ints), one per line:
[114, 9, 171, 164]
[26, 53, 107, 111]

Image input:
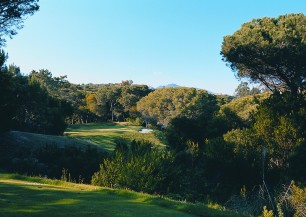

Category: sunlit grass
[0, 174, 246, 217]
[65, 122, 166, 151]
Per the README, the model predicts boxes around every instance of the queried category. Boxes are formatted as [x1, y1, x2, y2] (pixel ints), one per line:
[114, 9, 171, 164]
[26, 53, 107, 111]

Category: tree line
[92, 13, 306, 216]
[0, 56, 156, 134]
[1, 3, 305, 215]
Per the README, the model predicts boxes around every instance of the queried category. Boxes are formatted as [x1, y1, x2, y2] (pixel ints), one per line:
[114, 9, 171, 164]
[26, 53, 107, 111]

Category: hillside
[0, 131, 107, 183]
[0, 174, 245, 217]
[0, 122, 165, 153]
[156, 83, 181, 89]
[0, 131, 102, 151]
[0, 123, 166, 182]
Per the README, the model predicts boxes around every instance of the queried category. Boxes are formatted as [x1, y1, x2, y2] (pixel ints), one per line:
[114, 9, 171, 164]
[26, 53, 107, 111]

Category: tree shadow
[0, 181, 193, 217]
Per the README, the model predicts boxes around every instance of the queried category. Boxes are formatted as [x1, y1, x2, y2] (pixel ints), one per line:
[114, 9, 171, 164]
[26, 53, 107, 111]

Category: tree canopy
[0, 0, 39, 46]
[234, 82, 261, 97]
[0, 58, 73, 134]
[221, 13, 306, 95]
[0, 50, 16, 131]
[136, 87, 219, 130]
[94, 83, 151, 122]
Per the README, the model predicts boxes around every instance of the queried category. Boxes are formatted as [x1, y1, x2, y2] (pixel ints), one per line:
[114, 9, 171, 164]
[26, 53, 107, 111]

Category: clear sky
[4, 0, 306, 95]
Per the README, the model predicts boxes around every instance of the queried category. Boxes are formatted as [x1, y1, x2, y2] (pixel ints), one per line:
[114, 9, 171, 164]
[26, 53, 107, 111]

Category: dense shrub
[92, 140, 181, 195]
[1, 142, 106, 183]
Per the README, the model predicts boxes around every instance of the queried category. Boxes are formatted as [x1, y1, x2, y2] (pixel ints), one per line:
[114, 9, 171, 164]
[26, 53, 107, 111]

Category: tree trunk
[110, 102, 114, 122]
[145, 120, 149, 128]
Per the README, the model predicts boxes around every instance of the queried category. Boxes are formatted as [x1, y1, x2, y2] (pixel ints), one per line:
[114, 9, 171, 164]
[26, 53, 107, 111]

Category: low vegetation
[0, 131, 106, 183]
[1, 6, 306, 216]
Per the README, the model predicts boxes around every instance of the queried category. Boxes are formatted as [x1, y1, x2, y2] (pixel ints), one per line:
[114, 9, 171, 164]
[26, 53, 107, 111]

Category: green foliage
[253, 93, 305, 176]
[235, 82, 262, 97]
[85, 93, 98, 114]
[13, 78, 73, 135]
[92, 140, 181, 195]
[0, 131, 107, 183]
[0, 61, 75, 135]
[0, 51, 16, 132]
[119, 83, 151, 118]
[224, 128, 262, 166]
[259, 206, 274, 217]
[217, 107, 244, 131]
[215, 94, 234, 106]
[96, 85, 121, 121]
[289, 140, 306, 184]
[222, 13, 306, 94]
[29, 70, 70, 99]
[224, 92, 306, 187]
[276, 182, 306, 217]
[277, 203, 285, 217]
[137, 87, 214, 127]
[203, 138, 238, 201]
[28, 69, 96, 125]
[166, 117, 202, 151]
[165, 93, 240, 152]
[94, 83, 151, 122]
[2, 9, 306, 212]
[0, 0, 39, 46]
[221, 93, 269, 122]
[290, 185, 306, 216]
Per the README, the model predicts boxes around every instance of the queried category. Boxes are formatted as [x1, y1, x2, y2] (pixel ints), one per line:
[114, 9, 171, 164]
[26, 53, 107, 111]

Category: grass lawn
[65, 122, 166, 151]
[0, 174, 245, 217]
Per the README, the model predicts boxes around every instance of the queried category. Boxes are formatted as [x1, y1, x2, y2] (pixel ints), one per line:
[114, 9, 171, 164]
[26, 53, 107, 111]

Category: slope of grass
[0, 131, 107, 183]
[0, 174, 246, 217]
[65, 122, 166, 151]
[0, 130, 101, 151]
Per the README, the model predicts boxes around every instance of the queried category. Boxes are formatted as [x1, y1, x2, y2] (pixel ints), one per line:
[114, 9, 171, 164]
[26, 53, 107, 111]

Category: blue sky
[5, 0, 306, 94]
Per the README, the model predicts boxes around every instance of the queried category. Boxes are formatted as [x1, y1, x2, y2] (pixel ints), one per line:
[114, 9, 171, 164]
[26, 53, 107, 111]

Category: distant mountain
[155, 83, 218, 94]
[156, 83, 181, 89]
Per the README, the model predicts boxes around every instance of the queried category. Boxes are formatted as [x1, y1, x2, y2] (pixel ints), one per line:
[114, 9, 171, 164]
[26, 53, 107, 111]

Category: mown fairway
[65, 122, 165, 151]
[0, 174, 244, 217]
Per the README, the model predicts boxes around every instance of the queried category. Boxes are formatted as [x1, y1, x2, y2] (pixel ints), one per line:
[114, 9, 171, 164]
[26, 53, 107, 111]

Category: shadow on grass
[0, 181, 194, 217]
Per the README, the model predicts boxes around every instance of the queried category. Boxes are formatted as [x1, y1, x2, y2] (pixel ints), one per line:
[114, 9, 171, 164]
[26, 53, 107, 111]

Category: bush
[1, 142, 106, 183]
[92, 140, 181, 195]
[277, 182, 306, 217]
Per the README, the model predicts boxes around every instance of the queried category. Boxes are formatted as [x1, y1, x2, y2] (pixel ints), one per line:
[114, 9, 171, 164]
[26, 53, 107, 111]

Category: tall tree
[12, 75, 73, 135]
[0, 50, 16, 131]
[221, 13, 306, 94]
[234, 82, 261, 97]
[94, 83, 150, 122]
[96, 85, 121, 122]
[119, 84, 151, 119]
[0, 0, 39, 46]
[29, 69, 71, 100]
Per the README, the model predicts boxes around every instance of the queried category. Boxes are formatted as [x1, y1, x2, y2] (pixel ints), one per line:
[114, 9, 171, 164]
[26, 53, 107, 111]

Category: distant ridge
[156, 83, 181, 89]
[155, 83, 216, 94]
